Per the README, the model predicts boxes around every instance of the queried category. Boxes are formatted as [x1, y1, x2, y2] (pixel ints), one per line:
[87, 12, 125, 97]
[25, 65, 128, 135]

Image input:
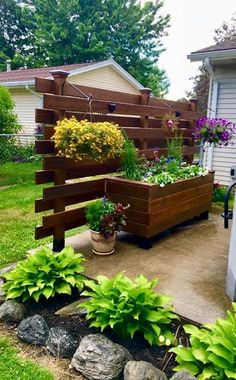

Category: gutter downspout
[203, 58, 219, 171]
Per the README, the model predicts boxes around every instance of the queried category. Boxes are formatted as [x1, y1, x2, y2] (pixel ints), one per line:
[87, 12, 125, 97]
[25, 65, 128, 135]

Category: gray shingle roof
[191, 36, 236, 54]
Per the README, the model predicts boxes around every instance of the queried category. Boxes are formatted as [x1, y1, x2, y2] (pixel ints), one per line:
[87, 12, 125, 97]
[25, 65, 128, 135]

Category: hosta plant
[80, 273, 178, 346]
[2, 247, 85, 302]
[170, 302, 236, 379]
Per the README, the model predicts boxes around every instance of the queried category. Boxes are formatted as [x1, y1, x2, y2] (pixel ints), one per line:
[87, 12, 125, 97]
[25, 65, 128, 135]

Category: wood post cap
[50, 70, 70, 79]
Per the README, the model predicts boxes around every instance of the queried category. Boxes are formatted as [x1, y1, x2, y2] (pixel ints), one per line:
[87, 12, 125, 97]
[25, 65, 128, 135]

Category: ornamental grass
[52, 117, 125, 162]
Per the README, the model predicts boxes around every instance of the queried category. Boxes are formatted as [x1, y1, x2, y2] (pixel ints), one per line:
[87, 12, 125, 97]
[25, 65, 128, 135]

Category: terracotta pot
[90, 231, 117, 255]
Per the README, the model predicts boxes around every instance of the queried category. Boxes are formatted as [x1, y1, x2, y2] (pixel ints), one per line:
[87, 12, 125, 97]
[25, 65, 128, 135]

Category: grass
[0, 338, 53, 380]
[0, 182, 87, 269]
[0, 162, 42, 187]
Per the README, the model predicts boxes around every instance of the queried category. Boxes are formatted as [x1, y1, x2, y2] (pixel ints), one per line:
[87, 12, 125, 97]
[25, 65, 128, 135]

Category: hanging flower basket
[193, 117, 236, 147]
[52, 117, 125, 162]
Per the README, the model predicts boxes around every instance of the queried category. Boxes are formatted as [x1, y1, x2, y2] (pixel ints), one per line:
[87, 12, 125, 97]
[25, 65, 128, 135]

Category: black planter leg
[200, 211, 209, 220]
[138, 237, 153, 250]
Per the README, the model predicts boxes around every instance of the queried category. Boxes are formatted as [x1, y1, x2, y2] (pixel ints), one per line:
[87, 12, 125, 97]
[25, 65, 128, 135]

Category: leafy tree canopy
[0, 86, 21, 134]
[187, 13, 236, 114]
[0, 0, 170, 96]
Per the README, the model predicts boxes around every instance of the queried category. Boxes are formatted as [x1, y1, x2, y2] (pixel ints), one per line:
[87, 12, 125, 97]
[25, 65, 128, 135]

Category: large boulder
[0, 300, 27, 323]
[17, 315, 49, 345]
[124, 360, 167, 380]
[46, 327, 78, 358]
[170, 371, 197, 380]
[71, 334, 132, 380]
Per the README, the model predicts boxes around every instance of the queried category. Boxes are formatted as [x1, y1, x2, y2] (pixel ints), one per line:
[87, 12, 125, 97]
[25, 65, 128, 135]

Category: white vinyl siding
[206, 64, 236, 186]
[69, 66, 140, 94]
[9, 88, 42, 135]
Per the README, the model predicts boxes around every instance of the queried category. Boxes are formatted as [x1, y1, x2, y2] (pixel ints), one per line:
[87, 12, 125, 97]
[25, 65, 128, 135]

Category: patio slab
[64, 209, 232, 324]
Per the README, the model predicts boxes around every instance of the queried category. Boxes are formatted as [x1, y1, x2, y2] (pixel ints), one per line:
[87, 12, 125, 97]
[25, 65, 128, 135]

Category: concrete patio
[64, 208, 232, 324]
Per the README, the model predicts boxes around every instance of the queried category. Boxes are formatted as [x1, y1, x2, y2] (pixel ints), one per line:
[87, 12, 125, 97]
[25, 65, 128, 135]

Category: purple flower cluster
[193, 117, 236, 147]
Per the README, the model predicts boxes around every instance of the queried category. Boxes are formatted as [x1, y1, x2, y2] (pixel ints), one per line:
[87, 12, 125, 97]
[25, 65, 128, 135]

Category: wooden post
[50, 70, 69, 252]
[140, 88, 151, 149]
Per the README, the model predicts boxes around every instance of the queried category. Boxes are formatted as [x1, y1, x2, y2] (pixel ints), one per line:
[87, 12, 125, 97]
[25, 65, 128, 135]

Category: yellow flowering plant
[52, 117, 125, 162]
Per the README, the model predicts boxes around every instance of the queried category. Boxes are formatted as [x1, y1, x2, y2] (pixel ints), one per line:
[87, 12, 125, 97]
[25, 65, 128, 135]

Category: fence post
[187, 98, 198, 163]
[50, 70, 69, 252]
[140, 88, 151, 149]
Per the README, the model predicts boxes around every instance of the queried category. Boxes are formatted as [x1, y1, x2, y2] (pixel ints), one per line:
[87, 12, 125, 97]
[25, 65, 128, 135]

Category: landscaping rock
[0, 300, 27, 323]
[46, 327, 78, 358]
[71, 333, 132, 380]
[170, 371, 197, 380]
[0, 279, 5, 304]
[124, 360, 167, 380]
[55, 298, 87, 317]
[17, 315, 49, 345]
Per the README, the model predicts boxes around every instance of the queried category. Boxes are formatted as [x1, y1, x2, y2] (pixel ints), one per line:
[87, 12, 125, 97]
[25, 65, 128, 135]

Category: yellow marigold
[52, 117, 125, 162]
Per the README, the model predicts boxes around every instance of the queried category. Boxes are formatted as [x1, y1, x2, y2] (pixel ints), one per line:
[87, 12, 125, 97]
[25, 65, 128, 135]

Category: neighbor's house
[188, 37, 236, 186]
[0, 59, 144, 135]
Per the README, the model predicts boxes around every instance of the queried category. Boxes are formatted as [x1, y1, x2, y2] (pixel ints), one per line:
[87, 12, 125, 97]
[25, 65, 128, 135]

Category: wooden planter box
[105, 172, 214, 239]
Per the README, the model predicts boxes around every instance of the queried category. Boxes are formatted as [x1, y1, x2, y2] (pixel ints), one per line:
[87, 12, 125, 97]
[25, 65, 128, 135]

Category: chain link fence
[0, 134, 43, 187]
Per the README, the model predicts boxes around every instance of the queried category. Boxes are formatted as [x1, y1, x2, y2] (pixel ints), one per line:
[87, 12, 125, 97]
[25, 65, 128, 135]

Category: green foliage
[0, 86, 21, 134]
[0, 139, 40, 164]
[85, 198, 115, 232]
[146, 165, 208, 187]
[212, 184, 229, 203]
[81, 273, 178, 346]
[85, 198, 127, 237]
[0, 338, 54, 380]
[121, 139, 143, 180]
[3, 247, 85, 302]
[170, 303, 236, 379]
[0, 0, 170, 96]
[166, 134, 183, 163]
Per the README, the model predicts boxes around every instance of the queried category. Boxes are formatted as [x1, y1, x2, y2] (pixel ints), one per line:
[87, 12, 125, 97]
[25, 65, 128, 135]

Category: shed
[0, 59, 144, 135]
[188, 37, 236, 186]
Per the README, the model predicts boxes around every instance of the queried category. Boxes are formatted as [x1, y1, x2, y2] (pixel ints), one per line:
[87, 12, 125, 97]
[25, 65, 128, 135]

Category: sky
[157, 0, 236, 100]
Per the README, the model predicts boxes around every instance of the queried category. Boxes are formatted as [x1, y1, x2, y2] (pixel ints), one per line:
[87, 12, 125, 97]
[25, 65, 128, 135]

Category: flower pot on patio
[90, 231, 117, 255]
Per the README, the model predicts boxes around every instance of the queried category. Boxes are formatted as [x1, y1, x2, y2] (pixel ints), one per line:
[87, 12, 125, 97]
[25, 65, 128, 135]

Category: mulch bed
[24, 289, 195, 379]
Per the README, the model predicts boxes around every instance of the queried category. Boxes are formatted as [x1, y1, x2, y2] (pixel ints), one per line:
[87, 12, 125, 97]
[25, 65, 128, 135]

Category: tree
[0, 86, 21, 134]
[187, 13, 236, 114]
[0, 0, 170, 96]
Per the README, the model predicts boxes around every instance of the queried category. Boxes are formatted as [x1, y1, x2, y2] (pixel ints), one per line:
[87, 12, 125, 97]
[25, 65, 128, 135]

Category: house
[188, 37, 236, 186]
[0, 59, 144, 135]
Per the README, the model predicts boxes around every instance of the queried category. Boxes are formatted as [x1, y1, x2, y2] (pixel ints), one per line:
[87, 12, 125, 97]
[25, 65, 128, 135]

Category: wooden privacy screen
[35, 70, 201, 251]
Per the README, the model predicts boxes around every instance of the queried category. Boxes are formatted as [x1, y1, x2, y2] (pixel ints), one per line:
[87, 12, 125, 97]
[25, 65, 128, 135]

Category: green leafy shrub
[121, 139, 143, 180]
[170, 303, 236, 379]
[166, 134, 183, 162]
[212, 184, 233, 203]
[3, 247, 85, 302]
[81, 273, 178, 346]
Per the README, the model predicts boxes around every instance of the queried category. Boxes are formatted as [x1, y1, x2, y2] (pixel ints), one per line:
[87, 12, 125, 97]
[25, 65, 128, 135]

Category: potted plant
[85, 197, 129, 255]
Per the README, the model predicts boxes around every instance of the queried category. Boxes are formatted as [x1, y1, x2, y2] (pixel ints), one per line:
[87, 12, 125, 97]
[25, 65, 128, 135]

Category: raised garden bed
[106, 172, 214, 239]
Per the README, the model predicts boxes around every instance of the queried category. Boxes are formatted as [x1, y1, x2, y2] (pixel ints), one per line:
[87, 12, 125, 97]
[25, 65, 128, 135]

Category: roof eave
[187, 49, 236, 62]
[0, 80, 35, 88]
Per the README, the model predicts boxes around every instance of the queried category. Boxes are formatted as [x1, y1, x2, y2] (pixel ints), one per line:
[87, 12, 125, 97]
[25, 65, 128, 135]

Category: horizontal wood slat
[36, 128, 194, 154]
[35, 170, 54, 184]
[35, 188, 104, 212]
[43, 94, 201, 120]
[42, 207, 86, 229]
[35, 219, 84, 239]
[37, 109, 192, 129]
[35, 77, 192, 111]
[43, 178, 105, 201]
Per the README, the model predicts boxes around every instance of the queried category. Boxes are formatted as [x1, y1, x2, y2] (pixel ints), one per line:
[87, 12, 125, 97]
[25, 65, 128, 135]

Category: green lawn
[0, 182, 87, 269]
[0, 162, 41, 186]
[0, 338, 53, 380]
